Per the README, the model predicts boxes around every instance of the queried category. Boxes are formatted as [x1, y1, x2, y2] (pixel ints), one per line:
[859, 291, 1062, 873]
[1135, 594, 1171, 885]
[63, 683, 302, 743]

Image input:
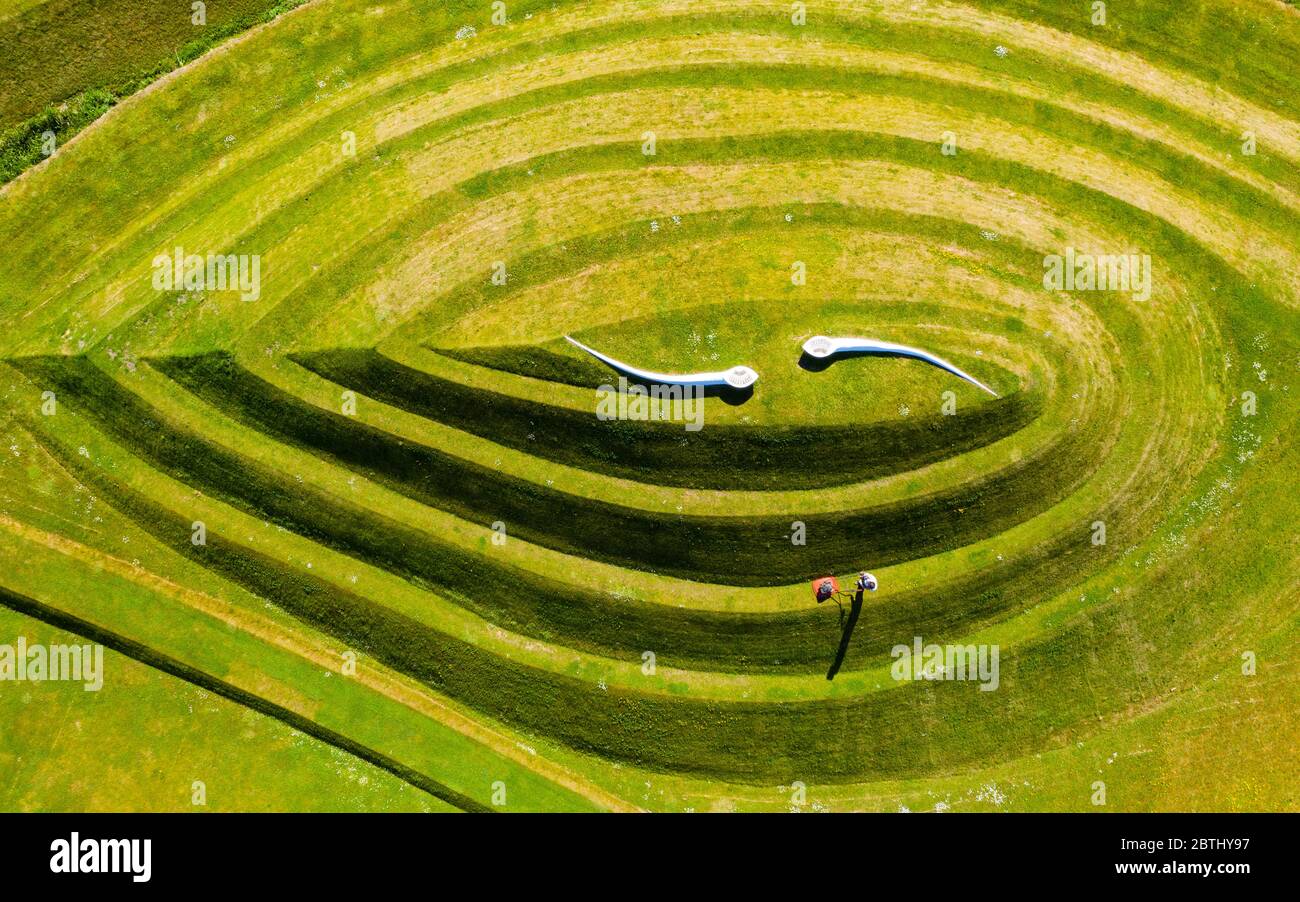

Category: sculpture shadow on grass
[798, 335, 999, 397]
[800, 348, 872, 373]
[825, 589, 864, 681]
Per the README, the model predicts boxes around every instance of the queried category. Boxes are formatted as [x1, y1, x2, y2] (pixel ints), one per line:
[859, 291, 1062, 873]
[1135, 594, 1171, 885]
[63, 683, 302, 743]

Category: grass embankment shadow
[436, 344, 755, 404]
[12, 353, 1105, 675]
[8, 425, 1123, 786]
[63, 413, 1201, 788]
[165, 352, 1081, 586]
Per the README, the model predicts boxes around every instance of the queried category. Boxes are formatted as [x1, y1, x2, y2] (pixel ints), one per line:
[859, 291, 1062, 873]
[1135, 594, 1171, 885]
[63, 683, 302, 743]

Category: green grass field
[0, 0, 1295, 811]
[0, 0, 308, 183]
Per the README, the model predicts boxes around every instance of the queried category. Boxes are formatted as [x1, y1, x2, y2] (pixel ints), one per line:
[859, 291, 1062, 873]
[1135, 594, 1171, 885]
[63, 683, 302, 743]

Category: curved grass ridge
[150, 352, 1097, 586]
[293, 346, 1036, 490]
[0, 586, 486, 813]
[16, 398, 1285, 784]
[0, 0, 1295, 808]
[7, 7, 1300, 353]
[8, 355, 1083, 676]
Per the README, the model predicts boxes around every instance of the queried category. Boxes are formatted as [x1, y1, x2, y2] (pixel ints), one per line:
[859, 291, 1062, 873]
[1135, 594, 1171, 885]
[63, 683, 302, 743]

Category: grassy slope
[0, 0, 279, 124]
[0, 411, 609, 811]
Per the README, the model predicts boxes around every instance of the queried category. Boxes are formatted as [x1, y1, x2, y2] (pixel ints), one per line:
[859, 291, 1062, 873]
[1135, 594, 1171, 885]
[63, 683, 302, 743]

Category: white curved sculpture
[801, 335, 997, 397]
[564, 335, 759, 389]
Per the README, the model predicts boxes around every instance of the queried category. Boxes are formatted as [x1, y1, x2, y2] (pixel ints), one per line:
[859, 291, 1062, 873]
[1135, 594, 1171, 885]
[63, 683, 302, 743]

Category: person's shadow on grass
[826, 589, 863, 681]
